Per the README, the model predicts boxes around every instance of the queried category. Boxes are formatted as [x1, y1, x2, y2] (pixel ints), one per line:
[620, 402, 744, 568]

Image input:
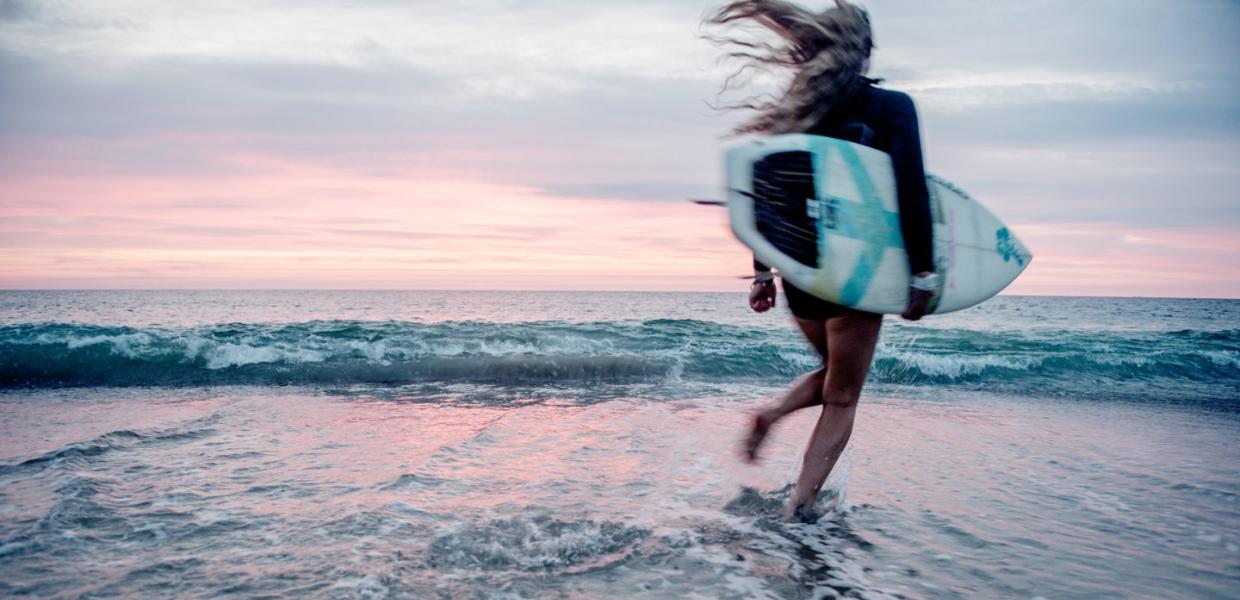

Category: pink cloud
[2, 137, 1236, 297]
[0, 144, 747, 290]
[1006, 224, 1239, 298]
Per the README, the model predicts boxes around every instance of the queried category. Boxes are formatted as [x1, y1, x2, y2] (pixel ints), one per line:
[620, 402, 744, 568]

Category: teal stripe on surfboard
[828, 139, 904, 306]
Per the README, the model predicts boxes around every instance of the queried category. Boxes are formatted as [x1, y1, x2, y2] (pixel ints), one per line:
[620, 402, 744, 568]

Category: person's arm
[886, 93, 937, 320]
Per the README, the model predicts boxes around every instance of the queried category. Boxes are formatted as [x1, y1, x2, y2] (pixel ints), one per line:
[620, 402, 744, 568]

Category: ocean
[0, 291, 1236, 598]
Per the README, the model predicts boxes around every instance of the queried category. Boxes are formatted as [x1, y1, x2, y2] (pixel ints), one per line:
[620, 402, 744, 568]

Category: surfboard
[725, 134, 1031, 315]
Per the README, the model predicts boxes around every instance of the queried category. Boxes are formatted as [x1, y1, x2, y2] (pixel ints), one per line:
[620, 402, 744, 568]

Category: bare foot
[783, 483, 821, 523]
[782, 499, 820, 523]
[743, 409, 778, 463]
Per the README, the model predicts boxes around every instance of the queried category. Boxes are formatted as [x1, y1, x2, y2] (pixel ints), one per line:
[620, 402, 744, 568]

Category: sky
[1, 0, 1237, 296]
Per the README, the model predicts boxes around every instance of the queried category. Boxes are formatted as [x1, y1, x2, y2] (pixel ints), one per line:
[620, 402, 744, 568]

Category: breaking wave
[1, 321, 1236, 403]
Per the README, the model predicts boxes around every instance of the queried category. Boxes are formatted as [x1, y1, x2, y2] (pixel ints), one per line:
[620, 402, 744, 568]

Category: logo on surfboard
[995, 228, 1028, 266]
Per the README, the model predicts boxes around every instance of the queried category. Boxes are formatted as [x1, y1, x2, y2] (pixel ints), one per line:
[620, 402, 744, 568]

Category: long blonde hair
[705, 0, 874, 136]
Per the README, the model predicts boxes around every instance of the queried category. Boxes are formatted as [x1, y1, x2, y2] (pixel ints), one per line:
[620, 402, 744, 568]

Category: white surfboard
[726, 134, 1031, 314]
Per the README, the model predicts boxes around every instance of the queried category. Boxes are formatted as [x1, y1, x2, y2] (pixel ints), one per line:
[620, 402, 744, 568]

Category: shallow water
[1, 292, 1237, 598]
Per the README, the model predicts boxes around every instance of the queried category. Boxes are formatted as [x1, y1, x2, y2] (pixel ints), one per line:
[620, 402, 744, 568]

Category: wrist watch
[911, 272, 940, 292]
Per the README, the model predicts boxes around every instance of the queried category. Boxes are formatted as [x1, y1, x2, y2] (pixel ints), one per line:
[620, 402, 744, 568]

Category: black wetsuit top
[755, 83, 934, 317]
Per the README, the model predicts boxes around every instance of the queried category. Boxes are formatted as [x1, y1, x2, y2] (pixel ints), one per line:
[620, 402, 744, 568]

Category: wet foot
[743, 409, 778, 463]
[783, 500, 820, 524]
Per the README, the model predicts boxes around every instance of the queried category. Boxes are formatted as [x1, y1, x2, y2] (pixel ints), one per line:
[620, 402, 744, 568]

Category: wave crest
[1, 322, 1236, 398]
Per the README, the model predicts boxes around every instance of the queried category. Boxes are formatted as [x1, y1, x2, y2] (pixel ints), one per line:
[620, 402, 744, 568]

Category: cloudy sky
[1, 0, 1237, 296]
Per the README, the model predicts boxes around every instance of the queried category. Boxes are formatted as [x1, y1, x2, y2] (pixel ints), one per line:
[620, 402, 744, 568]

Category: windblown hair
[705, 0, 874, 136]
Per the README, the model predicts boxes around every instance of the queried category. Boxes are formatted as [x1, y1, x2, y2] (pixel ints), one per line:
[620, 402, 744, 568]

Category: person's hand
[749, 279, 777, 312]
[901, 271, 938, 321]
[901, 288, 932, 321]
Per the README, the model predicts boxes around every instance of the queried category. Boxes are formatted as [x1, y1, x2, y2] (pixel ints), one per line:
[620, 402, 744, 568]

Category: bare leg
[744, 318, 828, 462]
[744, 368, 824, 462]
[785, 311, 882, 520]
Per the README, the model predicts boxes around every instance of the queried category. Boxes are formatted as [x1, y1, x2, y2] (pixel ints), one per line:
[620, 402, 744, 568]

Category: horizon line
[1, 289, 1236, 301]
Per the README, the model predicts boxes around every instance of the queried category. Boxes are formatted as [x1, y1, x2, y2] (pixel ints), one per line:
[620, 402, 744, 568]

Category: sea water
[0, 291, 1236, 598]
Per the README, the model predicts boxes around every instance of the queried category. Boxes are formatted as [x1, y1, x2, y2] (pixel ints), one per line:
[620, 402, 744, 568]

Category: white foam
[330, 574, 388, 598]
[1200, 350, 1240, 369]
[878, 344, 1040, 379]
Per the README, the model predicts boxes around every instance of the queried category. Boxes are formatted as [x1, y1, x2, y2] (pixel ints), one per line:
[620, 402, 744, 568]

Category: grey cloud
[2, 0, 1238, 235]
[0, 48, 727, 190]
[0, 0, 38, 21]
[0, 51, 455, 137]
[538, 180, 718, 203]
[918, 80, 1240, 145]
[870, 0, 1239, 78]
[954, 166, 1240, 229]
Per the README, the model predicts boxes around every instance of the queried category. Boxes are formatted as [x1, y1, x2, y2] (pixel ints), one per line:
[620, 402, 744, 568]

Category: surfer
[706, 0, 938, 521]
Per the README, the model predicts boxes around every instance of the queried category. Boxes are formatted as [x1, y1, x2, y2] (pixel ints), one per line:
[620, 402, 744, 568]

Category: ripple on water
[426, 515, 649, 573]
[4, 413, 222, 476]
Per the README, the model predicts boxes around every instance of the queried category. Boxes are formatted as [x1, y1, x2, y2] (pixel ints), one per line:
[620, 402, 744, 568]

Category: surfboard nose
[976, 225, 1032, 304]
